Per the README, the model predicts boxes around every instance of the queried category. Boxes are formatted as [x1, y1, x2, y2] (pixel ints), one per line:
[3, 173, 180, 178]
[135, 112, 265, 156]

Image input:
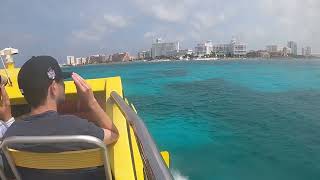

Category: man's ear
[48, 81, 57, 97]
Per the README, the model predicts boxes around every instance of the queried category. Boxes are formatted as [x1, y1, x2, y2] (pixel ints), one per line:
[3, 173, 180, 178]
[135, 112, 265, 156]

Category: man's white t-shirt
[0, 117, 15, 138]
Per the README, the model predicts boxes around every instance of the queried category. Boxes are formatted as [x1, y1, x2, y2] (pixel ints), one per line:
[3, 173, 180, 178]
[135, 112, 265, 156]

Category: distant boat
[179, 57, 190, 61]
[193, 57, 218, 61]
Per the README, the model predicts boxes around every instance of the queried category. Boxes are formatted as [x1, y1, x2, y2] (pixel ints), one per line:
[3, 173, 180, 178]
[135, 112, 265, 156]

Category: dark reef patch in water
[152, 69, 188, 78]
[129, 78, 320, 180]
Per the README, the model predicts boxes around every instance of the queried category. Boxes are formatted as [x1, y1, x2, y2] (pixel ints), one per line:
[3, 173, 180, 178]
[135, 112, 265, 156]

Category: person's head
[18, 56, 70, 108]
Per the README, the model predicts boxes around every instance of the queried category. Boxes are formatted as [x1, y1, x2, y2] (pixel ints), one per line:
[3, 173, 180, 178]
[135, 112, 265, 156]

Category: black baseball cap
[18, 56, 71, 94]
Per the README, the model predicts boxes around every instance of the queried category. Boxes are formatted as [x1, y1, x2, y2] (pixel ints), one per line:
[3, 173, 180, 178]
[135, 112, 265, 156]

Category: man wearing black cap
[2, 56, 119, 179]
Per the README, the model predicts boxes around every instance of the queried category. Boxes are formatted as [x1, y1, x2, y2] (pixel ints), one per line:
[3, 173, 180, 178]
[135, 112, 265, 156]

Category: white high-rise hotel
[302, 46, 312, 56]
[67, 56, 87, 66]
[151, 38, 180, 58]
[287, 41, 298, 55]
[266, 45, 278, 53]
[194, 41, 213, 56]
[66, 56, 75, 65]
[195, 38, 247, 56]
[228, 38, 247, 56]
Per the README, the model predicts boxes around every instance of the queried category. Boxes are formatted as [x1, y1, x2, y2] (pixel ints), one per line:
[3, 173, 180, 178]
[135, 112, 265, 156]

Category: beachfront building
[88, 55, 108, 64]
[211, 38, 247, 57]
[67, 56, 90, 66]
[287, 41, 298, 55]
[246, 50, 271, 58]
[302, 46, 312, 56]
[212, 44, 229, 56]
[66, 56, 76, 66]
[229, 39, 247, 56]
[266, 45, 278, 53]
[138, 50, 151, 59]
[111, 52, 131, 62]
[306, 46, 312, 56]
[282, 47, 292, 56]
[151, 38, 180, 58]
[76, 58, 82, 65]
[179, 49, 193, 56]
[167, 49, 193, 58]
[81, 57, 87, 64]
[194, 41, 213, 56]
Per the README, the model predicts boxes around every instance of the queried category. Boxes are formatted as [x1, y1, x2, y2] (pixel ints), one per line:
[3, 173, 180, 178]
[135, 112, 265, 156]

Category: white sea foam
[171, 169, 189, 180]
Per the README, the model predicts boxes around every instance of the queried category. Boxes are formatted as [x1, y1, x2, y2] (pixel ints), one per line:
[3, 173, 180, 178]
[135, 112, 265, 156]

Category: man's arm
[72, 73, 119, 144]
[0, 86, 14, 138]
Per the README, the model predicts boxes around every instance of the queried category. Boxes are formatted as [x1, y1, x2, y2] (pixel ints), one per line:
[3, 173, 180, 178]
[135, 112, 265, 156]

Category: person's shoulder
[3, 120, 25, 138]
[59, 114, 82, 120]
[57, 114, 104, 140]
[6, 118, 26, 130]
[58, 114, 92, 126]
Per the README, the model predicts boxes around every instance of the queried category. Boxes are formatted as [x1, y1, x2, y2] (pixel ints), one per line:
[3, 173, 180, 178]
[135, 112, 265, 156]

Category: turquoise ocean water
[66, 59, 320, 180]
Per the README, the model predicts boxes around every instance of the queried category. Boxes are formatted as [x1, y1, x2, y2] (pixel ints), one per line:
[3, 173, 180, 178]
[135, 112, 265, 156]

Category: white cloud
[257, 0, 320, 50]
[103, 15, 129, 28]
[133, 0, 320, 51]
[142, 26, 187, 43]
[72, 22, 108, 41]
[133, 0, 196, 22]
[72, 30, 100, 41]
[72, 14, 129, 41]
[4, 0, 320, 56]
[191, 12, 226, 31]
[144, 31, 156, 38]
[133, 0, 241, 44]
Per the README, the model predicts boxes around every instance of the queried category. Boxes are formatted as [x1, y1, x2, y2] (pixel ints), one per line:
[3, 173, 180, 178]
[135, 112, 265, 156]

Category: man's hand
[71, 72, 119, 144]
[72, 73, 98, 110]
[0, 86, 12, 121]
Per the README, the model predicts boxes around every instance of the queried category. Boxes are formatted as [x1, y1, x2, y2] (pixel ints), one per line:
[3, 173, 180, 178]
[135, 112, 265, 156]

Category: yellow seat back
[8, 148, 104, 169]
[1, 135, 111, 180]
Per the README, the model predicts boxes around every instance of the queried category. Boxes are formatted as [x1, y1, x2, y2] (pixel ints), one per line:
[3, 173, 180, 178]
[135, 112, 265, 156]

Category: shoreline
[62, 57, 320, 67]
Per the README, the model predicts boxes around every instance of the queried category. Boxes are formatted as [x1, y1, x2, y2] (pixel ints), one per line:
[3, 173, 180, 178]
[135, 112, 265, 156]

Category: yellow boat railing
[110, 91, 173, 180]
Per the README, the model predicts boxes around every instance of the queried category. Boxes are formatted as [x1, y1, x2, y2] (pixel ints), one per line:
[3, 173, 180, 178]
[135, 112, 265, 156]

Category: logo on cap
[47, 67, 56, 80]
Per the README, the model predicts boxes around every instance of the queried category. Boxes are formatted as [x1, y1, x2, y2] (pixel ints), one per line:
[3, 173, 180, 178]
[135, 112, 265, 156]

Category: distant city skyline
[1, 0, 320, 65]
[66, 38, 312, 65]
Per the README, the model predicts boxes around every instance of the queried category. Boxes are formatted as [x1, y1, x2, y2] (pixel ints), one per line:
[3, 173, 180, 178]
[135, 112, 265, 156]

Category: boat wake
[171, 169, 189, 180]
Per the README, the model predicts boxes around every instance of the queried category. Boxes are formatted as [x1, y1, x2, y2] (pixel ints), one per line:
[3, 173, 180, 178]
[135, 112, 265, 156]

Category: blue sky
[1, 0, 319, 65]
